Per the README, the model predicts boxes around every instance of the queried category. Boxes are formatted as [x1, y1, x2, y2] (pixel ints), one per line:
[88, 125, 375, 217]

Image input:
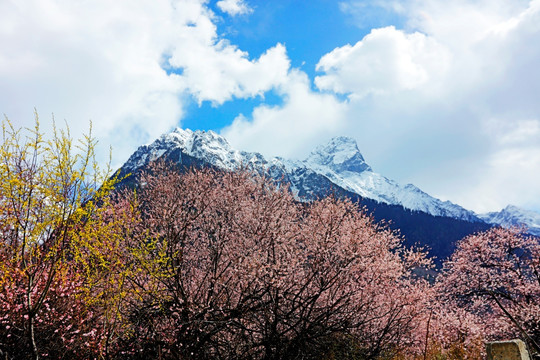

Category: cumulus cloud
[470, 117, 540, 212]
[0, 0, 288, 167]
[170, 43, 290, 105]
[222, 0, 540, 212]
[221, 70, 348, 159]
[216, 0, 252, 16]
[450, 117, 540, 213]
[486, 118, 540, 146]
[315, 26, 450, 98]
[3, 0, 540, 213]
[416, 0, 540, 214]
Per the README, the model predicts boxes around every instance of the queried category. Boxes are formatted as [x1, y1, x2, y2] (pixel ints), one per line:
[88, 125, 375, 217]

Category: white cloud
[315, 26, 450, 98]
[0, 0, 183, 166]
[485, 118, 540, 146]
[297, 0, 540, 213]
[220, 0, 540, 213]
[170, 43, 290, 105]
[0, 0, 288, 167]
[216, 0, 252, 16]
[458, 118, 540, 212]
[402, 0, 533, 45]
[449, 144, 540, 214]
[221, 70, 348, 159]
[2, 0, 540, 214]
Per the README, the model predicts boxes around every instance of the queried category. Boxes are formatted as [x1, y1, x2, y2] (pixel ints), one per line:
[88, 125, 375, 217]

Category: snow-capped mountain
[479, 205, 540, 236]
[302, 137, 479, 221]
[121, 128, 480, 222]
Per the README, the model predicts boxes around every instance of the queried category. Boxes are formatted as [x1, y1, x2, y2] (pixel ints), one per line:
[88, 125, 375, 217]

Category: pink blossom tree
[114, 161, 433, 359]
[0, 260, 104, 359]
[436, 227, 540, 355]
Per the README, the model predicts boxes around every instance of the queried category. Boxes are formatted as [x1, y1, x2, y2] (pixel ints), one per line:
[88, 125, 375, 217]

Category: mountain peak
[121, 129, 482, 222]
[479, 204, 540, 236]
[501, 204, 524, 213]
[124, 128, 246, 171]
[305, 136, 372, 173]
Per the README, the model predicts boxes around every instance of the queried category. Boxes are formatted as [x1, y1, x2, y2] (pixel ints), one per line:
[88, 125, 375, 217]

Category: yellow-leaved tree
[0, 111, 120, 359]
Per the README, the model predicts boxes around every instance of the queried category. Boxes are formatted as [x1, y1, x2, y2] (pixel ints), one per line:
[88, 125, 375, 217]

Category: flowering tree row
[0, 118, 538, 359]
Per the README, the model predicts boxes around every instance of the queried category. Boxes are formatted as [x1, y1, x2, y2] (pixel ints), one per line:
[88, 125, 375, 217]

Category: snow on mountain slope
[479, 205, 540, 236]
[304, 137, 479, 221]
[123, 128, 264, 171]
[306, 136, 372, 173]
[122, 128, 481, 222]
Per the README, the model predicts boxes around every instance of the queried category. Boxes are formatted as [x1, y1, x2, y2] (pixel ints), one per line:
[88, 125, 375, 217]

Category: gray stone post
[486, 340, 530, 360]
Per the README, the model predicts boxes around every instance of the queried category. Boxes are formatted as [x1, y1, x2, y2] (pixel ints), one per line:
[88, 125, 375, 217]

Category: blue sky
[1, 0, 540, 214]
[182, 0, 407, 131]
[182, 0, 374, 131]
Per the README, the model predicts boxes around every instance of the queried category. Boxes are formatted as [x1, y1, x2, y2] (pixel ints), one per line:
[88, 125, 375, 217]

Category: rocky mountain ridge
[479, 205, 540, 236]
[123, 128, 486, 222]
[119, 128, 506, 262]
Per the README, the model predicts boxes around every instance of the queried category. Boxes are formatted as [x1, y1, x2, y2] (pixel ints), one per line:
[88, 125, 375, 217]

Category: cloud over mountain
[0, 0, 289, 167]
[222, 0, 540, 213]
[315, 26, 450, 98]
[2, 0, 539, 214]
